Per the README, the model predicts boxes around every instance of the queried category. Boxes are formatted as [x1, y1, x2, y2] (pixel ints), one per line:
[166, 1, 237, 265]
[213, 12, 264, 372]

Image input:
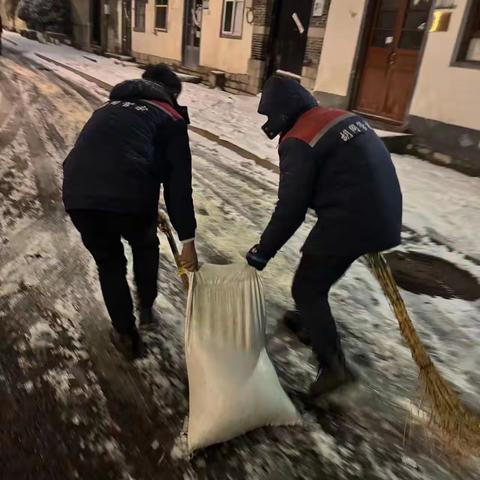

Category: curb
[35, 53, 113, 91]
[32, 52, 412, 170]
[33, 53, 277, 171]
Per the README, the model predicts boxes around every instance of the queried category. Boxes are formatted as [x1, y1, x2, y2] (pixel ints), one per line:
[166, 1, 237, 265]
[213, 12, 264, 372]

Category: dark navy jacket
[62, 79, 196, 241]
[259, 105, 403, 258]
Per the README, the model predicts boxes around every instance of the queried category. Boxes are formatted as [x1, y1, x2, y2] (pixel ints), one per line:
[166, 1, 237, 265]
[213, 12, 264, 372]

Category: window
[221, 0, 244, 37]
[457, 0, 480, 64]
[134, 0, 146, 32]
[398, 0, 430, 51]
[155, 0, 168, 31]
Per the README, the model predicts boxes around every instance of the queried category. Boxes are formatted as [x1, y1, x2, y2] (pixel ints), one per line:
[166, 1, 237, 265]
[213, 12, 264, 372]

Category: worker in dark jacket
[247, 75, 402, 396]
[63, 64, 197, 359]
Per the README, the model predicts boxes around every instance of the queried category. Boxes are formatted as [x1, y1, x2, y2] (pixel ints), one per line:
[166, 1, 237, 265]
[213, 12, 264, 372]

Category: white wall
[314, 0, 368, 96]
[199, 0, 254, 74]
[409, 0, 480, 130]
[132, 0, 184, 62]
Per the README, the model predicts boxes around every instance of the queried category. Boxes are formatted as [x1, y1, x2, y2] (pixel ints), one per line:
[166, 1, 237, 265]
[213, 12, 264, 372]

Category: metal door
[269, 0, 313, 77]
[91, 0, 102, 45]
[184, 0, 203, 69]
[122, 0, 132, 55]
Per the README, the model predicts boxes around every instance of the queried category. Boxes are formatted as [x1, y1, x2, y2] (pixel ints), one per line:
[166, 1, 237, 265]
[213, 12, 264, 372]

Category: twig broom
[366, 252, 480, 450]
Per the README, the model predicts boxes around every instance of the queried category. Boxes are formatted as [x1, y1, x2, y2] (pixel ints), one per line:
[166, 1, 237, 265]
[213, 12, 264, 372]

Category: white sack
[185, 263, 300, 451]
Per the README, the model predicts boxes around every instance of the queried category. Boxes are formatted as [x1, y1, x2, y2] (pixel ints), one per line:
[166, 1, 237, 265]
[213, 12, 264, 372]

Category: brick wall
[309, 0, 331, 28]
[252, 33, 269, 61]
[250, 0, 275, 62]
[302, 0, 332, 89]
[252, 0, 272, 26]
[305, 0, 331, 69]
[304, 37, 324, 67]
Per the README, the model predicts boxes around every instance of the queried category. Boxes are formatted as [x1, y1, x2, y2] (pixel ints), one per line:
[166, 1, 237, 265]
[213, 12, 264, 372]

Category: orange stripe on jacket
[282, 107, 355, 147]
[144, 100, 183, 121]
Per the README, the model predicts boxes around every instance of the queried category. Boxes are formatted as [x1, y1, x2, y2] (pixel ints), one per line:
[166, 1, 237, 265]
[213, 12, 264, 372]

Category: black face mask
[261, 114, 290, 140]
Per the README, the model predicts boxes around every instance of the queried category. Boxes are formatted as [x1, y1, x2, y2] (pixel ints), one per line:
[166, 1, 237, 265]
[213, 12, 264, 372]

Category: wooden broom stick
[158, 211, 189, 290]
[367, 252, 480, 450]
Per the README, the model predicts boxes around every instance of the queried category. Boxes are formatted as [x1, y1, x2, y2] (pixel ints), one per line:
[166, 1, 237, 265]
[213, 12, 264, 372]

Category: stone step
[104, 52, 136, 62]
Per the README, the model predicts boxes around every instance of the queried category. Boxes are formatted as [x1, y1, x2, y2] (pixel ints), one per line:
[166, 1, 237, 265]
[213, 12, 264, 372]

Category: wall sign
[430, 10, 452, 32]
[292, 13, 305, 34]
[313, 0, 325, 17]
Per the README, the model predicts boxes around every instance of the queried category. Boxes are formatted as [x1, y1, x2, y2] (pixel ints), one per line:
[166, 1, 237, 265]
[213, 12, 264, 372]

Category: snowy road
[1, 45, 479, 480]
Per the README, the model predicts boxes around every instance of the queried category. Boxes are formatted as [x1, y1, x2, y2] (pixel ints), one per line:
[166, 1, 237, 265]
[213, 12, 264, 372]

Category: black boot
[310, 351, 355, 398]
[110, 328, 146, 360]
[139, 307, 160, 327]
[283, 310, 311, 346]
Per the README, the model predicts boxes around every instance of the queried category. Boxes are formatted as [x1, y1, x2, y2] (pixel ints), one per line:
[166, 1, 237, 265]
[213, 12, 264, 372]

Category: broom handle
[158, 212, 189, 290]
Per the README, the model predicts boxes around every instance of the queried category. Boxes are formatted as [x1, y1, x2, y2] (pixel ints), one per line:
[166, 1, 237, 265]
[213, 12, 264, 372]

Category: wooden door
[122, 0, 132, 55]
[183, 0, 203, 69]
[269, 0, 313, 76]
[354, 0, 432, 123]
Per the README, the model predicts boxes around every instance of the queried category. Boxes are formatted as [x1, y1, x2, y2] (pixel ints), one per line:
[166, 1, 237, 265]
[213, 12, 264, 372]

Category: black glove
[246, 245, 269, 271]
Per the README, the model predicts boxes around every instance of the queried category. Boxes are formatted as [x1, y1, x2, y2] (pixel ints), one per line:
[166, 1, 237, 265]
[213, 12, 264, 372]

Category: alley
[0, 41, 479, 480]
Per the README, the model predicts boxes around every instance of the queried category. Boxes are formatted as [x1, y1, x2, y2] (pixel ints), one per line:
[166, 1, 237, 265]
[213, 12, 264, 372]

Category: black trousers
[70, 210, 159, 334]
[292, 254, 357, 368]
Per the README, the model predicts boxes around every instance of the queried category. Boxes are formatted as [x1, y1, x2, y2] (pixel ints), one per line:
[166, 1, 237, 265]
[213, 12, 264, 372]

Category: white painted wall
[132, 0, 184, 62]
[314, 0, 368, 96]
[410, 0, 480, 130]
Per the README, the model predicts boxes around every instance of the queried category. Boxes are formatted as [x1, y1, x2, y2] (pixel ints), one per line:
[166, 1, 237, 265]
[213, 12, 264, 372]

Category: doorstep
[375, 129, 414, 155]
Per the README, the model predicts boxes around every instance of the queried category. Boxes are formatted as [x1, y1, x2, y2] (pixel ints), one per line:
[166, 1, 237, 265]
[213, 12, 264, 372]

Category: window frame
[453, 0, 480, 69]
[154, 0, 169, 32]
[134, 0, 146, 33]
[220, 0, 245, 39]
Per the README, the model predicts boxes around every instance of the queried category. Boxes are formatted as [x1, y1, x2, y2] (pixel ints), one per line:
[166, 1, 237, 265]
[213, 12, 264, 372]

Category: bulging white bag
[185, 263, 300, 451]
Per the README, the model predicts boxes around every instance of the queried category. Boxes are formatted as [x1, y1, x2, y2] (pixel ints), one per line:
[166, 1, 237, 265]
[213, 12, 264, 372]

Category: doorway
[91, 0, 102, 46]
[183, 0, 203, 69]
[353, 0, 432, 124]
[267, 0, 313, 78]
[122, 0, 132, 55]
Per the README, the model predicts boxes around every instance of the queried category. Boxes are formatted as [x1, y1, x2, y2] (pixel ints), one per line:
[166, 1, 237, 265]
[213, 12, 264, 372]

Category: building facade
[314, 0, 480, 173]
[71, 0, 132, 56]
[130, 0, 332, 92]
[98, 0, 479, 171]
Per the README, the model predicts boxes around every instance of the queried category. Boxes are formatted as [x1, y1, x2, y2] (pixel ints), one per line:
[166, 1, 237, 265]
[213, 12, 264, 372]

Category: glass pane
[377, 11, 397, 29]
[466, 38, 480, 62]
[156, 0, 168, 5]
[380, 0, 400, 11]
[399, 30, 423, 49]
[372, 29, 394, 47]
[223, 2, 234, 33]
[407, 0, 431, 11]
[135, 1, 145, 30]
[233, 1, 244, 35]
[404, 10, 429, 30]
[156, 6, 167, 29]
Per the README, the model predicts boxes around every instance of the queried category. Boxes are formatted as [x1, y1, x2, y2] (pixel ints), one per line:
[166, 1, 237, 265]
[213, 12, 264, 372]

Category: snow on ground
[1, 34, 480, 479]
[4, 30, 480, 260]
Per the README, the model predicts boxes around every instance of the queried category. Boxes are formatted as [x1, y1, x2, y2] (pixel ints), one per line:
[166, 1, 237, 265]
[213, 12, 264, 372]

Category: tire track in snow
[0, 52, 477, 479]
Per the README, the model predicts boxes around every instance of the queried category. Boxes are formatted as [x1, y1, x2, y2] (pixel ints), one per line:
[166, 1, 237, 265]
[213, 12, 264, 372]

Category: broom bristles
[366, 252, 480, 450]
